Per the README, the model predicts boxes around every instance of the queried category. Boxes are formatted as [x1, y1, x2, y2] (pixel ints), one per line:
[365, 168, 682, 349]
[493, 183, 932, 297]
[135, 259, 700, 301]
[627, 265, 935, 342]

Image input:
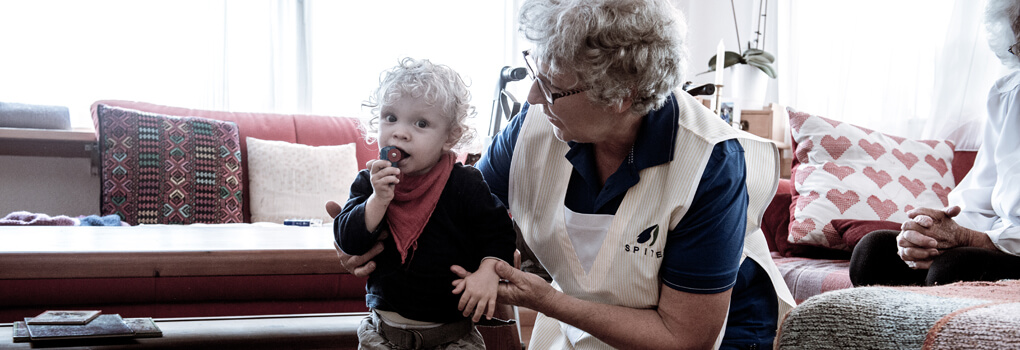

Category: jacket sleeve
[334, 169, 384, 255]
[460, 166, 517, 264]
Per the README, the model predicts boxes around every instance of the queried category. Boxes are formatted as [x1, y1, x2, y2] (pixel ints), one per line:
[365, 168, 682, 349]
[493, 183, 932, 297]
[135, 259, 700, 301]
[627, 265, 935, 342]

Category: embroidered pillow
[246, 137, 358, 224]
[97, 104, 243, 225]
[787, 108, 955, 251]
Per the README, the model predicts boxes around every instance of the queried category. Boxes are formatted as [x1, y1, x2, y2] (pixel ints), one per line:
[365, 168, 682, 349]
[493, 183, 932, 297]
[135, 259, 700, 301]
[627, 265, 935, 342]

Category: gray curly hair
[986, 0, 1020, 69]
[363, 57, 476, 149]
[518, 0, 689, 116]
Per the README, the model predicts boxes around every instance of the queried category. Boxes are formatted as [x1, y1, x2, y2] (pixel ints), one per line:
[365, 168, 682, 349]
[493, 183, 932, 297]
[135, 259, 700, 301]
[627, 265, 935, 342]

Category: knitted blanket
[777, 280, 1020, 349]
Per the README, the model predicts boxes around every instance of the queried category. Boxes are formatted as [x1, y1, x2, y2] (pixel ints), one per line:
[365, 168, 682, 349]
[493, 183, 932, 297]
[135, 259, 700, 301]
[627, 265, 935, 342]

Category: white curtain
[777, 0, 1008, 151]
[305, 0, 511, 152]
[0, 0, 226, 128]
[0, 0, 513, 153]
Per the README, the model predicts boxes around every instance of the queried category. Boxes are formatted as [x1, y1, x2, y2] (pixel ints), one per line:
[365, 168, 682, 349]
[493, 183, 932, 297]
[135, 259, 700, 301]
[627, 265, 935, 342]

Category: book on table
[26, 310, 101, 325]
[123, 317, 163, 338]
[23, 314, 135, 341]
[11, 321, 29, 343]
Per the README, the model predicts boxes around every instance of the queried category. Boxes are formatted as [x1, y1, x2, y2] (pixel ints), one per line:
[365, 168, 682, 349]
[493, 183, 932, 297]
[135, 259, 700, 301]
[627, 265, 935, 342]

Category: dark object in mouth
[380, 146, 404, 166]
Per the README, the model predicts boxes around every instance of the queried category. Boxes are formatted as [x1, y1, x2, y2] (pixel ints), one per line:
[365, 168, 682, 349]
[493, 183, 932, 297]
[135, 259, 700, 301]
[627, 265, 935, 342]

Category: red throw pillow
[831, 219, 903, 249]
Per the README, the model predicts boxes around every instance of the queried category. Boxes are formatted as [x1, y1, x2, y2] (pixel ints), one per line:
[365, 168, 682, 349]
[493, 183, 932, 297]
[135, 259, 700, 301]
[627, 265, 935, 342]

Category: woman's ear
[609, 97, 633, 114]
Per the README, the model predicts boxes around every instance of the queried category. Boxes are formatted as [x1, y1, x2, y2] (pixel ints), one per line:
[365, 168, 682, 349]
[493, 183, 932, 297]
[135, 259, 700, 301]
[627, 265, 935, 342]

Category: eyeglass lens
[523, 50, 555, 104]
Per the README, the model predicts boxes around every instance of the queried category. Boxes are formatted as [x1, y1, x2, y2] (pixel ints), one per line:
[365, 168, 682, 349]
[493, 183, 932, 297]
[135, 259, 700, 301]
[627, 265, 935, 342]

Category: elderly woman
[462, 0, 794, 348]
[849, 0, 1020, 287]
[338, 0, 795, 348]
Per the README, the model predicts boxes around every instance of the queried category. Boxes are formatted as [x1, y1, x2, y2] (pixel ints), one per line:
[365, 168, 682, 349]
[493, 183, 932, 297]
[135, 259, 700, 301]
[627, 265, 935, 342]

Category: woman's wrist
[965, 228, 998, 251]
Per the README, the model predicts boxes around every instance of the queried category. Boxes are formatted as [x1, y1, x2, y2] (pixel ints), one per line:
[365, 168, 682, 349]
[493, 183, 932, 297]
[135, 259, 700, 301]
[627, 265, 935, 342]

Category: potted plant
[702, 0, 776, 79]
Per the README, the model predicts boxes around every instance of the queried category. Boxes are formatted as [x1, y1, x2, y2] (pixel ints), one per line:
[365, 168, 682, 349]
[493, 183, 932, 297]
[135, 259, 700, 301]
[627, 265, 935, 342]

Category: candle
[714, 40, 725, 87]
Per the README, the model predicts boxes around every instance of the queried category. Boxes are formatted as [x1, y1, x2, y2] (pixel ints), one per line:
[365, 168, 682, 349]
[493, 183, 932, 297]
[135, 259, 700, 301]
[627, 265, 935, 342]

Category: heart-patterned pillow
[786, 108, 956, 251]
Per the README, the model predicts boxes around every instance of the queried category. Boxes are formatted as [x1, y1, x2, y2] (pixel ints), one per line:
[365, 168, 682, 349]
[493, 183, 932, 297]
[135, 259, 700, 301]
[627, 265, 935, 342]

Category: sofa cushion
[246, 137, 358, 224]
[772, 253, 853, 304]
[96, 104, 243, 225]
[92, 100, 379, 222]
[787, 108, 956, 251]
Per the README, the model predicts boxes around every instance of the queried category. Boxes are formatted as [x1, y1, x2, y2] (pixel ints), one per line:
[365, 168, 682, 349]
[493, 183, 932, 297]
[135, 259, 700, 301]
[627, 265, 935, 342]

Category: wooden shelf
[740, 105, 792, 179]
[0, 127, 97, 158]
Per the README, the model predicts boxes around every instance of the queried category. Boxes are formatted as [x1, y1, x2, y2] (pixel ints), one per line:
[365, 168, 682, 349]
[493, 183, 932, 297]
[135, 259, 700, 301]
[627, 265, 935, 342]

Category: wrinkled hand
[452, 259, 554, 311]
[333, 240, 383, 277]
[896, 206, 964, 269]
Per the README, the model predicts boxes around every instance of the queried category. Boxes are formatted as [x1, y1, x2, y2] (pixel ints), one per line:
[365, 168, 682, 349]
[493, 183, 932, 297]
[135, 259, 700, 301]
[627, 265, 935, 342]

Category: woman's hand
[333, 240, 383, 277]
[897, 206, 990, 269]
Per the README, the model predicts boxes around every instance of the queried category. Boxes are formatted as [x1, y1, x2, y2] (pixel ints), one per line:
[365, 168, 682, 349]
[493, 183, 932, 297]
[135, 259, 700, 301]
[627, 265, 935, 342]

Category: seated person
[850, 0, 1020, 286]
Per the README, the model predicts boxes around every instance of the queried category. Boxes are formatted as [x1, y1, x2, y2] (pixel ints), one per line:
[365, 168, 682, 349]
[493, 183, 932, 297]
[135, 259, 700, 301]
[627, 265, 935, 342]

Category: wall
[678, 0, 779, 108]
[0, 1, 777, 218]
[0, 155, 99, 217]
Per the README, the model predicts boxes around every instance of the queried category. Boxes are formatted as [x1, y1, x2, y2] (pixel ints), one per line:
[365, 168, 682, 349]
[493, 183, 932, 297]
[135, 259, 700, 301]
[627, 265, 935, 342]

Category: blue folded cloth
[0, 101, 71, 130]
[78, 214, 125, 226]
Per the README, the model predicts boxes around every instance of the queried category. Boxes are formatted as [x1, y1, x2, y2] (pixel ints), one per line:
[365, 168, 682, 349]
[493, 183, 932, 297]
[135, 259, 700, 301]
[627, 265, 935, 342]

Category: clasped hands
[896, 206, 975, 269]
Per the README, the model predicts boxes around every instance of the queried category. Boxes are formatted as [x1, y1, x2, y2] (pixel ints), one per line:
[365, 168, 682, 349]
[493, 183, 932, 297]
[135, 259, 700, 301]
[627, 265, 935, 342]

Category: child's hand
[451, 259, 500, 322]
[366, 159, 400, 206]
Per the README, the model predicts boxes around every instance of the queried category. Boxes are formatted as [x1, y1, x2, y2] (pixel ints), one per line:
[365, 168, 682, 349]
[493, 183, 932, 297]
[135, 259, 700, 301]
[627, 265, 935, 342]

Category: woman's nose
[526, 80, 547, 105]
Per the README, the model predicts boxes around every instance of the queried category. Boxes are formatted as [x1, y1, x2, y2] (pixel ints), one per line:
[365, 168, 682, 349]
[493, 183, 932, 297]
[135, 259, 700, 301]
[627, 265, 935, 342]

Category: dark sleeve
[334, 169, 384, 255]
[458, 166, 517, 264]
[475, 103, 529, 208]
[660, 139, 748, 294]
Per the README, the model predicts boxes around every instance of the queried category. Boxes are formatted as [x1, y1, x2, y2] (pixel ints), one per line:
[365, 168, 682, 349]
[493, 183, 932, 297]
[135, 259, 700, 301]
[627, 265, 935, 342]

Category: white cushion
[787, 108, 956, 250]
[246, 137, 358, 224]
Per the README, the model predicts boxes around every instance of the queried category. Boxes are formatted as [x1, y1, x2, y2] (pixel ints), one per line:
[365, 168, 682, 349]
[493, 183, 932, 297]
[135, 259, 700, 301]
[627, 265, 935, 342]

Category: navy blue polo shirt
[476, 93, 777, 347]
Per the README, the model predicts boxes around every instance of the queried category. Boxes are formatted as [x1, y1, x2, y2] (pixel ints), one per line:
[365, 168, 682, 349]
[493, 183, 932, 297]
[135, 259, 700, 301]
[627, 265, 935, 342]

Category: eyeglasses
[1009, 42, 1020, 55]
[522, 50, 586, 105]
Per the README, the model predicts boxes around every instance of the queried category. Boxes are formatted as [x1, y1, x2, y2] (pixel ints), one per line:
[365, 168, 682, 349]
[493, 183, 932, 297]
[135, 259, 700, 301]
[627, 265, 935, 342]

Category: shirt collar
[565, 92, 680, 172]
[562, 92, 681, 209]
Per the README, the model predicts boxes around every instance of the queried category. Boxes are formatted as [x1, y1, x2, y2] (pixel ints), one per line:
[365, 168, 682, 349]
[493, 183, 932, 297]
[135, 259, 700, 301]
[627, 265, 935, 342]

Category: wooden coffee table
[0, 313, 365, 349]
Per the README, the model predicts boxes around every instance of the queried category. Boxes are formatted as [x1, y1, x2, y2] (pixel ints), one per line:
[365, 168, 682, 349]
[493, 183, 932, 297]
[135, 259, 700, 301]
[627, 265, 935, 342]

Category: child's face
[378, 95, 457, 176]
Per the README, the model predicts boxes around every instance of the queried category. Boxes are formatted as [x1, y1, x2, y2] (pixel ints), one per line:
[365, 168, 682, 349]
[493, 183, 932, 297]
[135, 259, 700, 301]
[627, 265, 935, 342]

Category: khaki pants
[357, 311, 485, 350]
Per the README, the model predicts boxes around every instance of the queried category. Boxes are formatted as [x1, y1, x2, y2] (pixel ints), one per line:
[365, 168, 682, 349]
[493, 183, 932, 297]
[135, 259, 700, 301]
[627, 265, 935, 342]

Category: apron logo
[624, 225, 662, 258]
[636, 225, 659, 245]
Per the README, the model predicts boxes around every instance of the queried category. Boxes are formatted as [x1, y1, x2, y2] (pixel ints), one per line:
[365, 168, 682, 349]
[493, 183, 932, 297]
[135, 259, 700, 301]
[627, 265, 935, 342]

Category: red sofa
[1, 101, 376, 319]
[0, 101, 521, 349]
[761, 149, 978, 303]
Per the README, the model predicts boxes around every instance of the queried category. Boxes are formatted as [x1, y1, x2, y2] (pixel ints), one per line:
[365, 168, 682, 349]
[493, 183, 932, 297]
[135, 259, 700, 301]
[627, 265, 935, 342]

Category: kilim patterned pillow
[97, 104, 243, 225]
[787, 108, 955, 251]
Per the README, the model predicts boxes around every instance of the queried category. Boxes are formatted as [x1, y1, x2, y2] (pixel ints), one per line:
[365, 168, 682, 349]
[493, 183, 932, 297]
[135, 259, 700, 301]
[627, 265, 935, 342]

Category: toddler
[334, 57, 516, 349]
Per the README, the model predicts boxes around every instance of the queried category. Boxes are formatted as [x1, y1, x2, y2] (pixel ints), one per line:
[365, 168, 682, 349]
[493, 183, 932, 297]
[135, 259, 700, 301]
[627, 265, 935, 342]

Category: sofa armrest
[763, 179, 793, 252]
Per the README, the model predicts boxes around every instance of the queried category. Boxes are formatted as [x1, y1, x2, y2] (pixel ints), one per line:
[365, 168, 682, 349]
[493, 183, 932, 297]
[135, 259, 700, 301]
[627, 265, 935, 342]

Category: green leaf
[742, 49, 775, 63]
[706, 51, 744, 71]
[699, 49, 777, 78]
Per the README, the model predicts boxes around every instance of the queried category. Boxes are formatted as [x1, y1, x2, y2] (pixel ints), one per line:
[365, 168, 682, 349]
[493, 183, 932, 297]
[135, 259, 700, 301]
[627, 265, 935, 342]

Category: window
[0, 0, 515, 152]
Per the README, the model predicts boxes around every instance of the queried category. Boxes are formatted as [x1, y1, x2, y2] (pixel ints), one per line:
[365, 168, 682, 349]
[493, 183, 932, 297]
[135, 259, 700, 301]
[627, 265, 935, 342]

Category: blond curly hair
[362, 57, 476, 150]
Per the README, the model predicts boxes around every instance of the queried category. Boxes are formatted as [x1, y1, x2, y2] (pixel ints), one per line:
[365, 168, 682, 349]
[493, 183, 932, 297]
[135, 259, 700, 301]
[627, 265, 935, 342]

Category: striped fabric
[509, 91, 794, 349]
[771, 253, 853, 304]
[778, 280, 1020, 349]
[97, 104, 243, 225]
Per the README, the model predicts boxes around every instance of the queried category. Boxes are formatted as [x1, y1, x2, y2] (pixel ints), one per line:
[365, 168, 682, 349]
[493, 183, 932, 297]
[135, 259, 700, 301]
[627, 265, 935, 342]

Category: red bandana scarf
[386, 151, 455, 263]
